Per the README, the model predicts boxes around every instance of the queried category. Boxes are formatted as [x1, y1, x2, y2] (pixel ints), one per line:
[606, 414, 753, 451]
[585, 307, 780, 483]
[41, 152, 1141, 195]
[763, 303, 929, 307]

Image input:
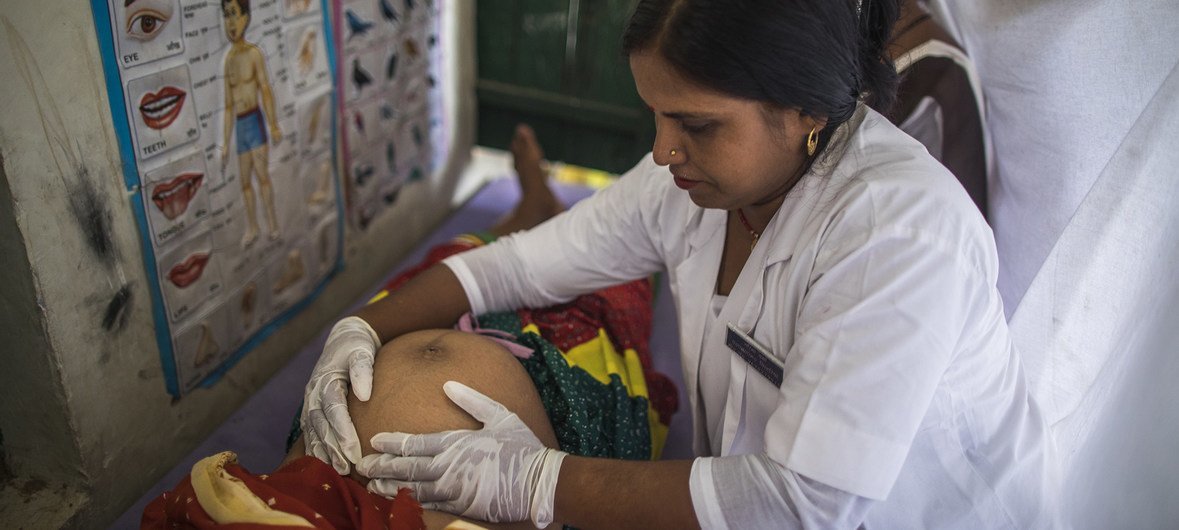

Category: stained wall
[0, 1, 476, 527]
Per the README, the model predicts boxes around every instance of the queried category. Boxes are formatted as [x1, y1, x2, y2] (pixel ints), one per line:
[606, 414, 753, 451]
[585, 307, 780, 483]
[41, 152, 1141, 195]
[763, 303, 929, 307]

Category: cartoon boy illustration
[221, 0, 283, 247]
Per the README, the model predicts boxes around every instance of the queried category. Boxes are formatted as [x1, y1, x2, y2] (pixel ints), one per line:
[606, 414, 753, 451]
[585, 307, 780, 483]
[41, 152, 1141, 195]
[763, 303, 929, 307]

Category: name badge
[725, 323, 784, 387]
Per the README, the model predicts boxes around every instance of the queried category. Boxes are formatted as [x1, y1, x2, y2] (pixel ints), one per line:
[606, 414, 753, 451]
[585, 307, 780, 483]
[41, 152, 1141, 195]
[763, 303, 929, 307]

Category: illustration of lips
[151, 172, 204, 220]
[168, 252, 210, 288]
[139, 86, 187, 130]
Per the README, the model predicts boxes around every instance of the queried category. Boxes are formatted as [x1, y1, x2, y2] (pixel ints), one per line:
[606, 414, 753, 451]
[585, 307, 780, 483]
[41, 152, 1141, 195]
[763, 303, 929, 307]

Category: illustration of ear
[151, 172, 204, 220]
[194, 322, 221, 368]
[241, 281, 257, 325]
[308, 160, 332, 205]
[281, 0, 308, 14]
[273, 249, 306, 294]
[298, 29, 317, 75]
[307, 98, 325, 142]
[287, 0, 311, 17]
[318, 228, 330, 267]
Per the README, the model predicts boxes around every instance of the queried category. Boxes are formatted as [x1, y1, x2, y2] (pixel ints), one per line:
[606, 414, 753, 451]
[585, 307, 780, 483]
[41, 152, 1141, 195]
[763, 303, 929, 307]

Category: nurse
[303, 0, 1059, 527]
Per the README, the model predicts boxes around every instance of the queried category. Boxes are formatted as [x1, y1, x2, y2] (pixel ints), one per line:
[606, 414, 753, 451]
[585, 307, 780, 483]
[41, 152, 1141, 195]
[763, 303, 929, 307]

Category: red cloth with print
[141, 456, 424, 530]
[384, 237, 679, 424]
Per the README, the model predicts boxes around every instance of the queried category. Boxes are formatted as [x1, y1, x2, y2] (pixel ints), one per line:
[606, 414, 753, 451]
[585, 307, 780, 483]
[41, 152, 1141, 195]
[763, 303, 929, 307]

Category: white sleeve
[690, 454, 874, 529]
[443, 155, 671, 313]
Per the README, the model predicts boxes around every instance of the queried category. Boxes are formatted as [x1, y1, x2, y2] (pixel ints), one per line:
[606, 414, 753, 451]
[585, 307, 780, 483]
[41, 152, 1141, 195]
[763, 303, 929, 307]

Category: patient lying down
[143, 125, 667, 529]
[143, 329, 557, 530]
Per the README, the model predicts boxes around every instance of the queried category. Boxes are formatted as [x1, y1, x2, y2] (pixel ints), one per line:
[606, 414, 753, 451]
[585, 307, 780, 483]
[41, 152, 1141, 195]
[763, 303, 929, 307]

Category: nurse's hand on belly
[302, 316, 381, 475]
[360, 381, 567, 528]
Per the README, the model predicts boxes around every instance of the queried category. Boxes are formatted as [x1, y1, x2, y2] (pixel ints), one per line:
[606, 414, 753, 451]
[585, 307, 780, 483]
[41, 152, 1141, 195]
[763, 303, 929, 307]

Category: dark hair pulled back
[623, 0, 899, 151]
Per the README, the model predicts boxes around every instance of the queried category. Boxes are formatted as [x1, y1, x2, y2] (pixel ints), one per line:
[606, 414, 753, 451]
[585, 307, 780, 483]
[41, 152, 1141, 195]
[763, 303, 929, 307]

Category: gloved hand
[360, 381, 567, 528]
[301, 316, 380, 475]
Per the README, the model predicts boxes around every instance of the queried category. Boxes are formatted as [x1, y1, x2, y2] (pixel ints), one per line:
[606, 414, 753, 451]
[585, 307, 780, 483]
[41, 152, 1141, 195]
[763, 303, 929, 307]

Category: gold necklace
[736, 208, 761, 251]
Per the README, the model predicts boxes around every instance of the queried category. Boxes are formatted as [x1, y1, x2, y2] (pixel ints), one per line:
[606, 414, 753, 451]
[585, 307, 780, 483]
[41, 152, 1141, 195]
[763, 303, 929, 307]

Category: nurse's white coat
[446, 106, 1058, 528]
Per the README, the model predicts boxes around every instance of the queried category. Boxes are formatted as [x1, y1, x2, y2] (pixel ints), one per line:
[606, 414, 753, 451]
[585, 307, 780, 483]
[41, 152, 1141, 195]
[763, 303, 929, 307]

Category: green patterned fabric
[475, 311, 652, 461]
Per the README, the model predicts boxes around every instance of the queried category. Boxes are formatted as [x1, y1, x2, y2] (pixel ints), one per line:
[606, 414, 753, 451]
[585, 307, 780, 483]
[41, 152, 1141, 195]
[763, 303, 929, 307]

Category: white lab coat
[446, 106, 1058, 528]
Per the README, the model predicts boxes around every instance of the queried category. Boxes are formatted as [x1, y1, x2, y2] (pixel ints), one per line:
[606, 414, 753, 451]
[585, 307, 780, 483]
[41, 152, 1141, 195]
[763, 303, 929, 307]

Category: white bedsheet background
[927, 1, 1179, 526]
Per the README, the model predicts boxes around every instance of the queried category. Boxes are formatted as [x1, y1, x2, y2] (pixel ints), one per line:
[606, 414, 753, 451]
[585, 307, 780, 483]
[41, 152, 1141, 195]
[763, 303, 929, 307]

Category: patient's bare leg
[489, 124, 564, 237]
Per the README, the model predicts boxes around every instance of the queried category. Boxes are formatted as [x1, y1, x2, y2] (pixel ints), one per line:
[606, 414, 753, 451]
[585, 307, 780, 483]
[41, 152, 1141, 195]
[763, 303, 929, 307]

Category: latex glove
[301, 316, 380, 474]
[360, 381, 567, 528]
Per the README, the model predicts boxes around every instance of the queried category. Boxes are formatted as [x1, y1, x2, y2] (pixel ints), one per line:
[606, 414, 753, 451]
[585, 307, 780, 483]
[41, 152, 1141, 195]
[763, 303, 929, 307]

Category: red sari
[142, 452, 424, 530]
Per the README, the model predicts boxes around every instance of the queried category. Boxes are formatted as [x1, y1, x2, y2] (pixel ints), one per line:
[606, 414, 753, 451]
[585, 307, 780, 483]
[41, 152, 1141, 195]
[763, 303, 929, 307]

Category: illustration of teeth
[141, 94, 180, 118]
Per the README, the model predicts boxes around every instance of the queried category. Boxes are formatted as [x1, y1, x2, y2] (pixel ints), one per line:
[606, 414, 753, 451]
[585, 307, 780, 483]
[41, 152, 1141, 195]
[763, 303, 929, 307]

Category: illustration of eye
[298, 30, 317, 75]
[125, 0, 174, 41]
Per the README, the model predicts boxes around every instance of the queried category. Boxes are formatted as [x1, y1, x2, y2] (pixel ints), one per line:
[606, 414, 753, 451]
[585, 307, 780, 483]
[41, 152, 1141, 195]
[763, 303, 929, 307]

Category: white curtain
[926, 1, 1179, 527]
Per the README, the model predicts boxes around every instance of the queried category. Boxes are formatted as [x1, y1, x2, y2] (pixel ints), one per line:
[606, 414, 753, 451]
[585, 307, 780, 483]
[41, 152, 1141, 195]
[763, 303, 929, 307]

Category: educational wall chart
[333, 0, 446, 228]
[93, 0, 344, 395]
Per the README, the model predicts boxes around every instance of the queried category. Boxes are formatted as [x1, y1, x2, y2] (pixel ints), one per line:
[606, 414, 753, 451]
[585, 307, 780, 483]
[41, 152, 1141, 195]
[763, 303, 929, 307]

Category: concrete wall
[0, 1, 476, 527]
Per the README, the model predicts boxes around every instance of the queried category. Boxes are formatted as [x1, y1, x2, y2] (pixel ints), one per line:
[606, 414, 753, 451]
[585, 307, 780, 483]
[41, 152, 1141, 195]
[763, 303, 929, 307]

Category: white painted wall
[0, 1, 475, 527]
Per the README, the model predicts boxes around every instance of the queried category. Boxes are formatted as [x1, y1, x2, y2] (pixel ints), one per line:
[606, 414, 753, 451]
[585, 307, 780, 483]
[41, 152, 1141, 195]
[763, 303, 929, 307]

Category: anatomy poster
[334, 0, 446, 228]
[93, 0, 344, 395]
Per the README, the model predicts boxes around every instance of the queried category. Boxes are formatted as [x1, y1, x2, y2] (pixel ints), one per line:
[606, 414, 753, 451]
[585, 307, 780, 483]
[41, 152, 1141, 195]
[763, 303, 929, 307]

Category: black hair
[623, 0, 899, 153]
[223, 0, 251, 16]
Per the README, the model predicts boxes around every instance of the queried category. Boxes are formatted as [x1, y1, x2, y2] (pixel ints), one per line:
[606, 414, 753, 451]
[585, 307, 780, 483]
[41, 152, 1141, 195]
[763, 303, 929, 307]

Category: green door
[476, 0, 654, 174]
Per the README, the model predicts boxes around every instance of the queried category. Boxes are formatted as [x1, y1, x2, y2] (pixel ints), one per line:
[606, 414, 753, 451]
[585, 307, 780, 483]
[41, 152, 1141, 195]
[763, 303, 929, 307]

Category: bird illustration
[353, 111, 365, 136]
[345, 9, 374, 40]
[354, 163, 375, 186]
[380, 104, 394, 121]
[385, 142, 396, 169]
[379, 0, 399, 23]
[385, 52, 399, 80]
[351, 58, 373, 92]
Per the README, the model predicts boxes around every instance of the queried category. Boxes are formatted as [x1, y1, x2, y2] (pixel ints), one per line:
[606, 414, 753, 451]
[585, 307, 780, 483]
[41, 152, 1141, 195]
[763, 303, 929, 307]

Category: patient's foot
[491, 124, 564, 236]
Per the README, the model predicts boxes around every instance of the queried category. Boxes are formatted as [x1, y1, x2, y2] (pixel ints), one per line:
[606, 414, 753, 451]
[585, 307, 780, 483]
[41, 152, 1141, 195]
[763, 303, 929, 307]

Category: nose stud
[670, 149, 677, 156]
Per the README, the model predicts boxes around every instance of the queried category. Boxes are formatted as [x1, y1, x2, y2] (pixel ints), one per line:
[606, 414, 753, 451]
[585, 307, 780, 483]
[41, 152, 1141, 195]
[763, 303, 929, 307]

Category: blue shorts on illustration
[235, 108, 268, 154]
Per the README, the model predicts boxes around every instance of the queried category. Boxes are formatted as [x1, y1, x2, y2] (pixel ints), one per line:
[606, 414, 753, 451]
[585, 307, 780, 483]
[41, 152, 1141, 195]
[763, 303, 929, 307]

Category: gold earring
[670, 148, 677, 156]
[806, 127, 819, 156]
